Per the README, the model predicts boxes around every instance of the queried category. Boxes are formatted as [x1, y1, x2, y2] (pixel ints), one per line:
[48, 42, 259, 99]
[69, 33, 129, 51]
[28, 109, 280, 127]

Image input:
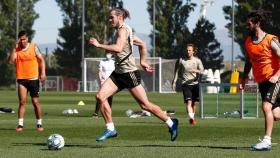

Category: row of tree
[1, 0, 279, 86]
[0, 0, 39, 86]
[54, 0, 223, 78]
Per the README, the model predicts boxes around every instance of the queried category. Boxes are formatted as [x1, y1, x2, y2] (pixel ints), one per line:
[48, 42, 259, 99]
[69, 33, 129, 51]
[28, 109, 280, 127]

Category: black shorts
[17, 79, 40, 98]
[110, 70, 141, 91]
[259, 80, 280, 108]
[182, 83, 199, 103]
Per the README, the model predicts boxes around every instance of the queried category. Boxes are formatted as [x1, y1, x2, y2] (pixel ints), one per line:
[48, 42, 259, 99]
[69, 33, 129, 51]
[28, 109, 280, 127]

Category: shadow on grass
[12, 142, 250, 151]
[140, 144, 250, 150]
[12, 142, 104, 150]
[0, 128, 15, 131]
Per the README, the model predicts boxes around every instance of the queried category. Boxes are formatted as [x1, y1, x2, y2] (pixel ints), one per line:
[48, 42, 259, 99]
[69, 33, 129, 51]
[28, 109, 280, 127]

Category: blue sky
[33, 0, 239, 60]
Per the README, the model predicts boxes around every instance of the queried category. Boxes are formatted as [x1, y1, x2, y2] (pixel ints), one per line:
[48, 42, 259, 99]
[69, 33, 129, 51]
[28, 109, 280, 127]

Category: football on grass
[47, 134, 65, 150]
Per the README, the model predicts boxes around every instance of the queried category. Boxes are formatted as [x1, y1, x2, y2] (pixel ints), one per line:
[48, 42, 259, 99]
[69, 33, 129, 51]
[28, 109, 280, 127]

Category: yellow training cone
[78, 101, 85, 106]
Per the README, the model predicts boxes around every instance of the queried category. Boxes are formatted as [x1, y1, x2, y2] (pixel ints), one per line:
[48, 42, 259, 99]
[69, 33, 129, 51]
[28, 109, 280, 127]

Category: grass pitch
[0, 91, 280, 158]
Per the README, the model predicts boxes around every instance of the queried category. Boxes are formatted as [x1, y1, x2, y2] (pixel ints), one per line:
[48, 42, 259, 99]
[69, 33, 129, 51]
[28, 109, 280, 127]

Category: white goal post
[82, 57, 177, 93]
[42, 76, 64, 92]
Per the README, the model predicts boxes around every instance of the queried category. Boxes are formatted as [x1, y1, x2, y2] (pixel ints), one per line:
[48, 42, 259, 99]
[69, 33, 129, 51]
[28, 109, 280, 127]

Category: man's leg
[272, 107, 280, 120]
[129, 85, 179, 141]
[108, 96, 113, 107]
[251, 101, 273, 150]
[31, 97, 44, 131]
[16, 84, 28, 132]
[95, 79, 118, 141]
[187, 101, 196, 125]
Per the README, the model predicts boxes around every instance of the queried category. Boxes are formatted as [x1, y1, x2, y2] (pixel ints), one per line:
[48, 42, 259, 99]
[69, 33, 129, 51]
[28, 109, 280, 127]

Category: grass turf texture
[0, 91, 279, 158]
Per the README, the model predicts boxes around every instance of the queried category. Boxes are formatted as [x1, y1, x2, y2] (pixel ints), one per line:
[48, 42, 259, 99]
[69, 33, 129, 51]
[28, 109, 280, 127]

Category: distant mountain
[214, 29, 242, 61]
[37, 43, 57, 54]
[37, 30, 242, 61]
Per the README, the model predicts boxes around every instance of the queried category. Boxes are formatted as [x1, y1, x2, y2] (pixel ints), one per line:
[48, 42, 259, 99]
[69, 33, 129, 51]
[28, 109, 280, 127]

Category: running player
[242, 10, 280, 151]
[172, 43, 204, 125]
[89, 7, 178, 142]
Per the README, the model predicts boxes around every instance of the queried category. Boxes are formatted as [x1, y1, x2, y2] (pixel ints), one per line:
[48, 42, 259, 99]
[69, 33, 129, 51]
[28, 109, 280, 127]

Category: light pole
[82, 0, 86, 92]
[231, 0, 235, 70]
[16, 0, 19, 40]
[152, 0, 156, 92]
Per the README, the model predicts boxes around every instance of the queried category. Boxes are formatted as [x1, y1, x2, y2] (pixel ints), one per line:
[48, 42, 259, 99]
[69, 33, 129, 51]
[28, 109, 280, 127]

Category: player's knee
[140, 102, 152, 111]
[19, 100, 26, 106]
[96, 92, 106, 103]
[95, 93, 102, 102]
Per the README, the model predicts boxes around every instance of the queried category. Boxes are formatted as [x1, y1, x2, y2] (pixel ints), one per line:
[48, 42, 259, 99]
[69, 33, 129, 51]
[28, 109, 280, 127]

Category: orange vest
[245, 34, 280, 83]
[16, 43, 39, 79]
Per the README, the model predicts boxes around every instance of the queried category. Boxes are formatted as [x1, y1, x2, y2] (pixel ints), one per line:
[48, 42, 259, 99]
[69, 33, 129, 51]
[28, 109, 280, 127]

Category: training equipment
[168, 118, 179, 141]
[47, 134, 65, 150]
[199, 83, 259, 119]
[126, 109, 133, 117]
[81, 57, 177, 93]
[96, 129, 118, 142]
[77, 101, 85, 106]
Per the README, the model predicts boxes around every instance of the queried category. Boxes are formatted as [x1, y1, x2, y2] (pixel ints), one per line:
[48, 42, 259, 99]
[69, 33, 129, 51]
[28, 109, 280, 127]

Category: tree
[191, 18, 224, 70]
[147, 0, 196, 59]
[54, 0, 122, 78]
[0, 0, 39, 86]
[223, 0, 280, 60]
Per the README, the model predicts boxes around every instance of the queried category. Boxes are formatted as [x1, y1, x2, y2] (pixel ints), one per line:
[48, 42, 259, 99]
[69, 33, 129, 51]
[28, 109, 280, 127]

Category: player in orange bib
[242, 10, 280, 151]
[8, 30, 46, 132]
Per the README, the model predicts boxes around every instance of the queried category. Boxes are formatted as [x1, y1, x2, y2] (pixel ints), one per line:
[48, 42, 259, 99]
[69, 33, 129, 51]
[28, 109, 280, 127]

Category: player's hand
[141, 62, 155, 72]
[172, 84, 176, 91]
[240, 80, 246, 90]
[40, 74, 47, 82]
[269, 75, 279, 83]
[89, 37, 100, 47]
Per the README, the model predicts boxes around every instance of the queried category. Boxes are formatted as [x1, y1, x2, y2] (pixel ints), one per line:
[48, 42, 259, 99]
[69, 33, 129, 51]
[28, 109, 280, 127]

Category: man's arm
[89, 28, 127, 53]
[133, 35, 154, 72]
[35, 46, 46, 81]
[8, 48, 17, 64]
[269, 38, 280, 83]
[172, 59, 181, 91]
[241, 60, 252, 89]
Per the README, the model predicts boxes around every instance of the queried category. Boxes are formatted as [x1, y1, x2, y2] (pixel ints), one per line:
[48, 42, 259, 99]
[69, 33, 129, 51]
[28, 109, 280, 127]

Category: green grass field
[0, 91, 280, 158]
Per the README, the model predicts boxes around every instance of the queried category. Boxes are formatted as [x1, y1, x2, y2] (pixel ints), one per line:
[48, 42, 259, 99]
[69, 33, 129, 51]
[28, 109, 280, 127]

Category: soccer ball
[47, 134, 65, 150]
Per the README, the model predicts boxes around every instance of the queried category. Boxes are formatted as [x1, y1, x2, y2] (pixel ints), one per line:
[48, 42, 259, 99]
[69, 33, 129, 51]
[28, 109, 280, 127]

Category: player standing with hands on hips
[89, 7, 178, 142]
[8, 30, 46, 132]
[242, 10, 280, 151]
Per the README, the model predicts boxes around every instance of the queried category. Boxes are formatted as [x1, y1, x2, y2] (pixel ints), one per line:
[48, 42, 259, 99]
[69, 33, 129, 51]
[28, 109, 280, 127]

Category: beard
[248, 27, 257, 38]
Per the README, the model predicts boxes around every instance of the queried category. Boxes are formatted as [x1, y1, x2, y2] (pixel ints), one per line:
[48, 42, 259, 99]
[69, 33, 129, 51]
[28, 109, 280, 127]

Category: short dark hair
[247, 10, 271, 29]
[18, 30, 27, 38]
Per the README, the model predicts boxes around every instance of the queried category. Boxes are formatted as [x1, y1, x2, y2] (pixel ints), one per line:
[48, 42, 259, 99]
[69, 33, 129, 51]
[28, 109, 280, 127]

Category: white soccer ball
[47, 134, 65, 150]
